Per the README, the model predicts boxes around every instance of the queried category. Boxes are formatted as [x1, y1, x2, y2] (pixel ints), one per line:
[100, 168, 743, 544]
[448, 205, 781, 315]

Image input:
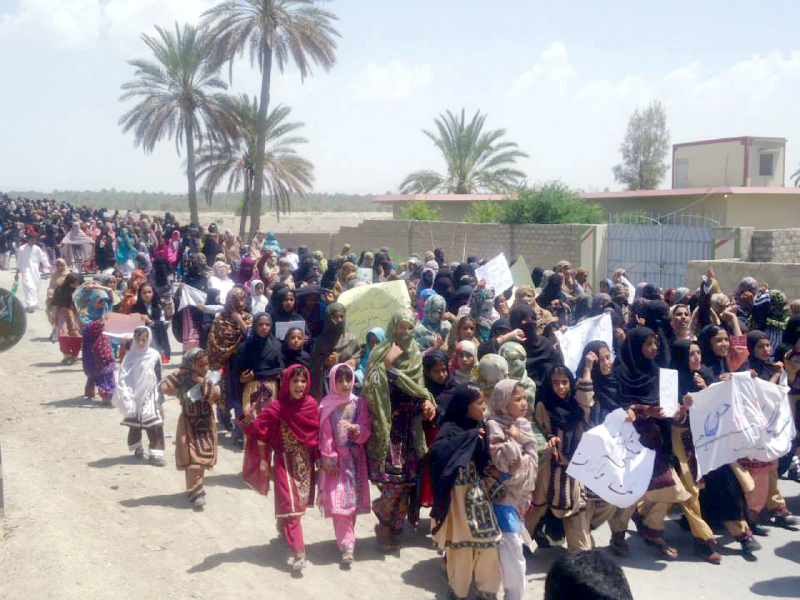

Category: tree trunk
[238, 176, 251, 240]
[248, 45, 273, 241]
[185, 117, 199, 226]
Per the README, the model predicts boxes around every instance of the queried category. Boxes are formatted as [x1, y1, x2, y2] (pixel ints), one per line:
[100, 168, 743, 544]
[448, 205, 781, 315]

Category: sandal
[644, 536, 679, 560]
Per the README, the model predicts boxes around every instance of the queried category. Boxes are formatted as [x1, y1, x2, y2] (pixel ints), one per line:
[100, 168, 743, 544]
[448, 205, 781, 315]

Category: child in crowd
[240, 365, 319, 571]
[318, 364, 372, 564]
[112, 326, 165, 465]
[430, 383, 502, 600]
[77, 288, 116, 403]
[161, 349, 220, 509]
[486, 379, 538, 600]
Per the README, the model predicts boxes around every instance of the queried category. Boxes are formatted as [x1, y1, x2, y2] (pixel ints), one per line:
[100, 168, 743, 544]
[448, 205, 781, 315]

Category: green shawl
[364, 308, 434, 466]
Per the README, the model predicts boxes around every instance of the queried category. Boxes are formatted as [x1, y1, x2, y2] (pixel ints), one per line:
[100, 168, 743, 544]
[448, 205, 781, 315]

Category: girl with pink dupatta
[240, 364, 319, 572]
[318, 364, 372, 565]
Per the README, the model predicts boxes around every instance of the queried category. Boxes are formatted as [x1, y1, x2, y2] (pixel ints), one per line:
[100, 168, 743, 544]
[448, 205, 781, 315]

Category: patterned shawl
[364, 308, 434, 465]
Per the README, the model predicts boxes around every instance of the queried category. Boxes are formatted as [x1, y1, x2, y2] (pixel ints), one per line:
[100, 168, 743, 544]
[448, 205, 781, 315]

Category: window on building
[759, 153, 774, 177]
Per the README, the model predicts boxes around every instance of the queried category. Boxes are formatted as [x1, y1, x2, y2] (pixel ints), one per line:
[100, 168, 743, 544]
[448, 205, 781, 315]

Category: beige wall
[687, 260, 800, 300]
[722, 194, 800, 228]
[747, 140, 785, 187]
[674, 140, 745, 188]
[595, 193, 729, 223]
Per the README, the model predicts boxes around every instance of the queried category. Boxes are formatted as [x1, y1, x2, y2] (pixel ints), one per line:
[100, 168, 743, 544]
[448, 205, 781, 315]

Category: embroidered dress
[172, 371, 218, 470]
[82, 318, 115, 398]
[318, 399, 372, 517]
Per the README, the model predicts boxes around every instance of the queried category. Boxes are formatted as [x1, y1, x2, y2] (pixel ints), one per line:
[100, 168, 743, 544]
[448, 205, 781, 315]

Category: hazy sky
[2, 0, 799, 195]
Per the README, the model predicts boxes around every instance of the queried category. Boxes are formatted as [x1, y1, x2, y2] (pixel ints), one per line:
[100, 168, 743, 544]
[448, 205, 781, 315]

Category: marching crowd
[4, 192, 800, 600]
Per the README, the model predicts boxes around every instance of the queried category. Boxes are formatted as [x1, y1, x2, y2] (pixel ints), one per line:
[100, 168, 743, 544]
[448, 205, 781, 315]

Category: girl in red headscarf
[240, 364, 319, 572]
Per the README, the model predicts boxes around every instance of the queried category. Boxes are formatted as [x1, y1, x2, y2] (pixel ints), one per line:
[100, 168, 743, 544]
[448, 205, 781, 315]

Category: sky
[1, 0, 800, 196]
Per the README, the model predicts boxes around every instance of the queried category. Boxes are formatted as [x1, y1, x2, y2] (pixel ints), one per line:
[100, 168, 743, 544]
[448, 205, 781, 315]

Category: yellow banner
[337, 280, 411, 342]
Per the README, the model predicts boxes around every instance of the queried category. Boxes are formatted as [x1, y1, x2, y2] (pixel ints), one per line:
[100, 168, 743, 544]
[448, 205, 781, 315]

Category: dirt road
[1, 270, 799, 600]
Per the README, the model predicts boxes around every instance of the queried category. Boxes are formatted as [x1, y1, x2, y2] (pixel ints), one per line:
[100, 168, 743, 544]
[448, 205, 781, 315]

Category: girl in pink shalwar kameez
[318, 364, 372, 564]
[240, 364, 319, 572]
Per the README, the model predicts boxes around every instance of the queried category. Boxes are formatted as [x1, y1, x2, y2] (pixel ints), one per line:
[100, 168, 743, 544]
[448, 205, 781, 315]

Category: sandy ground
[1, 267, 800, 600]
[142, 211, 391, 234]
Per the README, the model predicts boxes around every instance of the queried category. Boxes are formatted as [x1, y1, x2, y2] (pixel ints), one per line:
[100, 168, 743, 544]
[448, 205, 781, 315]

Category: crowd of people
[5, 191, 800, 600]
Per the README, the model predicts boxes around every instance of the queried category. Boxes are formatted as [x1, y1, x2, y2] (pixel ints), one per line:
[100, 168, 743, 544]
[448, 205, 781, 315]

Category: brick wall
[274, 220, 584, 271]
[749, 228, 800, 263]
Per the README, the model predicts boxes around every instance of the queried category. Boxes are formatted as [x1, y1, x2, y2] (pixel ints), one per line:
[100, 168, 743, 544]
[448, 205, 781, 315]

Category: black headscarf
[433, 269, 455, 304]
[449, 284, 473, 314]
[588, 293, 614, 318]
[576, 340, 619, 425]
[282, 325, 311, 369]
[314, 302, 346, 357]
[539, 365, 584, 457]
[424, 349, 457, 418]
[613, 326, 660, 407]
[429, 384, 487, 529]
[269, 286, 303, 323]
[240, 313, 284, 379]
[531, 267, 544, 289]
[747, 330, 776, 381]
[670, 338, 715, 398]
[643, 299, 672, 368]
[509, 304, 561, 385]
[697, 325, 728, 381]
[642, 283, 661, 301]
[537, 272, 564, 309]
[295, 285, 324, 338]
[131, 285, 163, 321]
[572, 293, 592, 324]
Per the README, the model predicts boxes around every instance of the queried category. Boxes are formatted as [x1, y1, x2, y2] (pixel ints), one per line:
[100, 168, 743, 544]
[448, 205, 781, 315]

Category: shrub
[498, 181, 603, 224]
[398, 200, 441, 221]
[464, 201, 501, 223]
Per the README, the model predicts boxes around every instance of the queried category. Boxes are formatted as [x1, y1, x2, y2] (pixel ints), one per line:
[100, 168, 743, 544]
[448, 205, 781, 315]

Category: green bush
[498, 181, 603, 224]
[464, 201, 501, 223]
[398, 200, 442, 221]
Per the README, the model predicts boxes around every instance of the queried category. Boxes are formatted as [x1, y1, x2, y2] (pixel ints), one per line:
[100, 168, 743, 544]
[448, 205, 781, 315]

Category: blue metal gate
[607, 213, 719, 289]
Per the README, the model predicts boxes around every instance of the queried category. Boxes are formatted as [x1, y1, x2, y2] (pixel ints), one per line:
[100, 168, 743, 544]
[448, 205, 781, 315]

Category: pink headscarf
[318, 363, 357, 425]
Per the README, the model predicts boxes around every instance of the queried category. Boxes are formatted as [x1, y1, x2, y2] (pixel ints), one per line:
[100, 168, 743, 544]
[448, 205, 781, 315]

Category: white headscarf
[112, 326, 161, 421]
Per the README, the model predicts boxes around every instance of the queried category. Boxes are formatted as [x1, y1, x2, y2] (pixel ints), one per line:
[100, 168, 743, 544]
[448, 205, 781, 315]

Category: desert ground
[0, 265, 799, 600]
[142, 211, 391, 234]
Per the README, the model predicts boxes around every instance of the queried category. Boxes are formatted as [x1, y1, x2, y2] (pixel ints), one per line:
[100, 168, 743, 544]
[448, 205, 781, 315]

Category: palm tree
[202, 0, 339, 239]
[400, 109, 529, 194]
[119, 23, 239, 226]
[196, 96, 314, 238]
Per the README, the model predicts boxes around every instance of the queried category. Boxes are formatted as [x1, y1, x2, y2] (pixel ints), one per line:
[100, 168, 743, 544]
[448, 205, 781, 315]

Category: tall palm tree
[202, 0, 339, 239]
[119, 22, 238, 226]
[196, 96, 314, 237]
[400, 109, 529, 194]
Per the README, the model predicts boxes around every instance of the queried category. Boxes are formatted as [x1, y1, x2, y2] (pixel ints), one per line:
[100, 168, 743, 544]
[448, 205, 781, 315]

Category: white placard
[555, 313, 614, 377]
[475, 253, 514, 294]
[566, 409, 656, 508]
[689, 372, 768, 479]
[749, 377, 795, 462]
[275, 320, 306, 341]
[659, 368, 680, 418]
